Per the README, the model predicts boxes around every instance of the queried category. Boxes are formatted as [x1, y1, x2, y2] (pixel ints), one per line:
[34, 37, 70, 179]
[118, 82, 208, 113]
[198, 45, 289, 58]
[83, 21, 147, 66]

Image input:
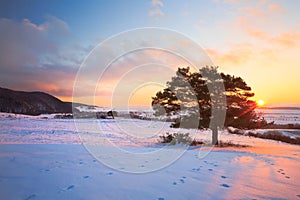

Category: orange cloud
[245, 28, 268, 40]
[242, 6, 265, 18]
[243, 27, 300, 48]
[270, 32, 300, 47]
[221, 0, 272, 5]
[206, 42, 254, 66]
[268, 4, 284, 13]
[231, 5, 299, 49]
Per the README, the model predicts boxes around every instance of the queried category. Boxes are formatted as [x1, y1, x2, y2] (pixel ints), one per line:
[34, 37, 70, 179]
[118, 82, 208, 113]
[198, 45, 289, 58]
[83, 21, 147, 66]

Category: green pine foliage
[152, 66, 266, 129]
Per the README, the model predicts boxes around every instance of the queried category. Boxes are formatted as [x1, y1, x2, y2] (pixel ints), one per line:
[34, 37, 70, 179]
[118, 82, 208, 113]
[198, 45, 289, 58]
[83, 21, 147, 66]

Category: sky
[0, 0, 299, 108]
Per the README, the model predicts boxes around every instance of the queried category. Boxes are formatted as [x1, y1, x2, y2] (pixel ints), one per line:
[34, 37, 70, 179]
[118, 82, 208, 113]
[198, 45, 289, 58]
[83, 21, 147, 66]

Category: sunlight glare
[257, 100, 265, 107]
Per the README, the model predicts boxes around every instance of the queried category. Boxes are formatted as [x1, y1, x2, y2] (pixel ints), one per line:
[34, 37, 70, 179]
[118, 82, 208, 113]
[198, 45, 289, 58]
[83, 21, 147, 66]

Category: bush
[190, 139, 205, 146]
[159, 133, 174, 143]
[159, 133, 193, 145]
[216, 140, 248, 148]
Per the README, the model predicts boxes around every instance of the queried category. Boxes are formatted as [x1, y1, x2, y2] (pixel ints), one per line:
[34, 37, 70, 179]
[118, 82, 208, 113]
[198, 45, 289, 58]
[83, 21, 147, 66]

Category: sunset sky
[0, 0, 299, 107]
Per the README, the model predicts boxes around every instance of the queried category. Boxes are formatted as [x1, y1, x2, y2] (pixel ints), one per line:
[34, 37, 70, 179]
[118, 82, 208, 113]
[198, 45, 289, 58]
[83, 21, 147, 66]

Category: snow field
[1, 115, 300, 199]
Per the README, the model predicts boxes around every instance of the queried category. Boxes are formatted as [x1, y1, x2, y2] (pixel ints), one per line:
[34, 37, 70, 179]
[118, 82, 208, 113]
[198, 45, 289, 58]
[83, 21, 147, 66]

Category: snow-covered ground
[1, 114, 300, 199]
[257, 108, 300, 124]
[75, 105, 112, 113]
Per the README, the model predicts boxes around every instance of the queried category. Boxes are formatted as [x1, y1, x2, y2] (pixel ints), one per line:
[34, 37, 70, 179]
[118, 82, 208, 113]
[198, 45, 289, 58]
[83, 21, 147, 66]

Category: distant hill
[0, 87, 75, 115]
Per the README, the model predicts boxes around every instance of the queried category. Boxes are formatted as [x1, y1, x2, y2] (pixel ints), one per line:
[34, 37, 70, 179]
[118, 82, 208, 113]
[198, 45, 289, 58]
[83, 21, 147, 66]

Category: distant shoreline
[257, 107, 300, 110]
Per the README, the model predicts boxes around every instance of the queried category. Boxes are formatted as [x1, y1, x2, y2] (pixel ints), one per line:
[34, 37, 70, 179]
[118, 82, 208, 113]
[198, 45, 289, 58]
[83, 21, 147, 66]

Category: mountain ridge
[0, 87, 75, 115]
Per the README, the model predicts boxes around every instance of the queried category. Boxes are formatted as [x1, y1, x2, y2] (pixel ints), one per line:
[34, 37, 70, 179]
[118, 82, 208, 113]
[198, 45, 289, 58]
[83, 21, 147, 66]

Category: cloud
[244, 28, 267, 40]
[269, 32, 300, 47]
[241, 25, 300, 48]
[22, 18, 45, 31]
[149, 8, 165, 16]
[222, 0, 271, 5]
[225, 1, 299, 49]
[209, 0, 300, 104]
[74, 42, 194, 106]
[268, 4, 284, 13]
[151, 0, 164, 7]
[224, 0, 286, 32]
[206, 30, 300, 70]
[205, 42, 254, 66]
[42, 16, 71, 40]
[149, 0, 165, 17]
[0, 17, 89, 99]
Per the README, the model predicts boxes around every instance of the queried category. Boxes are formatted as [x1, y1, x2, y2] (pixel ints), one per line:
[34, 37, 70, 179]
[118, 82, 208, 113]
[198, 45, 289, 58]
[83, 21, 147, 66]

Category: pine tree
[152, 66, 262, 144]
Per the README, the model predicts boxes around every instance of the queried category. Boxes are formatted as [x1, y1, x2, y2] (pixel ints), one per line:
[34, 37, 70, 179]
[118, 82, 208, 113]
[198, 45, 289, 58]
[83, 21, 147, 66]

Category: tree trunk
[212, 126, 218, 145]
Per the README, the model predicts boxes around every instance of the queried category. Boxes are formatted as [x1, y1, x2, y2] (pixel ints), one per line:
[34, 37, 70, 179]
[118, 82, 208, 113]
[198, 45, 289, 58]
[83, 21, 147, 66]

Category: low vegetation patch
[190, 139, 205, 146]
[159, 132, 247, 147]
[247, 131, 300, 145]
[228, 127, 300, 145]
[260, 123, 300, 129]
[215, 140, 248, 148]
[159, 133, 193, 145]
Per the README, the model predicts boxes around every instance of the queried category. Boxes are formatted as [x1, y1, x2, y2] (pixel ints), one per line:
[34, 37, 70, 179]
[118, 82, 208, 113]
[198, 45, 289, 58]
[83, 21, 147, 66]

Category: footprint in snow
[173, 177, 186, 185]
[192, 167, 201, 172]
[24, 194, 36, 200]
[67, 185, 75, 190]
[158, 198, 165, 200]
[106, 172, 113, 175]
[220, 183, 230, 188]
[58, 185, 75, 193]
[208, 168, 213, 171]
[221, 175, 227, 179]
[10, 157, 16, 162]
[277, 169, 290, 179]
[277, 169, 284, 173]
[296, 194, 300, 198]
[83, 176, 90, 179]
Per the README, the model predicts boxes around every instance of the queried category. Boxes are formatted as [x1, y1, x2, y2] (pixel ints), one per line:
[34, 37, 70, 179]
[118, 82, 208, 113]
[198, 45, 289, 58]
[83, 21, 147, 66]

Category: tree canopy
[152, 66, 266, 130]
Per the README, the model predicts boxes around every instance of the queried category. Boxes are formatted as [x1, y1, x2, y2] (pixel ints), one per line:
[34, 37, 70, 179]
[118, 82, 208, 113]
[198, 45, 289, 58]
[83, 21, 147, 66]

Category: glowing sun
[257, 100, 265, 107]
